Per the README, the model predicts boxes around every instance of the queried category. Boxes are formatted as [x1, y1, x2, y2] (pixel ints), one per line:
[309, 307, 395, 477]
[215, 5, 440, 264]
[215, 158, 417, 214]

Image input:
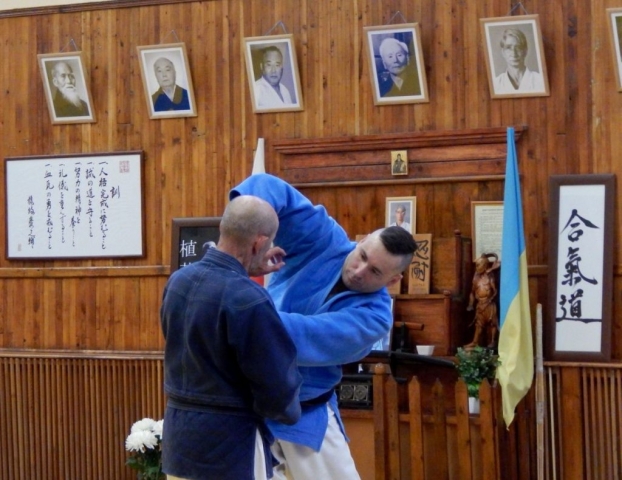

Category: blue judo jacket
[231, 174, 393, 451]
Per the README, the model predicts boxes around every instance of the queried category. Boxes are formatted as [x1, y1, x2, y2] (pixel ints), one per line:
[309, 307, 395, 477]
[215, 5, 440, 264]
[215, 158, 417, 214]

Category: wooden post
[535, 304, 545, 480]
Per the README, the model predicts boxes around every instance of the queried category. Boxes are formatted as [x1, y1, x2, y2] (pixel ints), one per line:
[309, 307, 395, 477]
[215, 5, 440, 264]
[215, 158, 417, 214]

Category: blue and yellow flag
[496, 127, 534, 428]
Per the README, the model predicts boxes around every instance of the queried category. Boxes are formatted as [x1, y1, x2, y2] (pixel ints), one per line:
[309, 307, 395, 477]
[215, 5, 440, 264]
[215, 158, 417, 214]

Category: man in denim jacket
[161, 195, 302, 480]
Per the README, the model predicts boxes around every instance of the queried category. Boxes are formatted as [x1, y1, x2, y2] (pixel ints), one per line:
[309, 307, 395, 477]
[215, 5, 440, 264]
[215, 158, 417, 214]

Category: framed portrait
[480, 15, 550, 99]
[243, 34, 304, 114]
[545, 174, 614, 362]
[37, 52, 96, 125]
[5, 151, 144, 259]
[385, 196, 416, 234]
[607, 8, 622, 92]
[391, 150, 408, 176]
[471, 201, 504, 261]
[136, 42, 197, 119]
[363, 23, 429, 105]
[170, 217, 221, 271]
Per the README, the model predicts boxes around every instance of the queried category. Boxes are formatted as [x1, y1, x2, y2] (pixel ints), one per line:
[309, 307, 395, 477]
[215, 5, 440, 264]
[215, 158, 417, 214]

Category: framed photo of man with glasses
[38, 52, 96, 125]
[481, 15, 550, 99]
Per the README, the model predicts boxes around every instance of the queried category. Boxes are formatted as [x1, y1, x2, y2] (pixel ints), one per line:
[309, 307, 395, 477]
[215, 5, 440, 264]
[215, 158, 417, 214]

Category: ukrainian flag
[496, 127, 534, 428]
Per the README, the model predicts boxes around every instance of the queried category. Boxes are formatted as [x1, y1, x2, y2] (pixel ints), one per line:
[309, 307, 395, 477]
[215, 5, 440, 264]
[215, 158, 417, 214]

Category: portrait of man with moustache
[49, 60, 91, 118]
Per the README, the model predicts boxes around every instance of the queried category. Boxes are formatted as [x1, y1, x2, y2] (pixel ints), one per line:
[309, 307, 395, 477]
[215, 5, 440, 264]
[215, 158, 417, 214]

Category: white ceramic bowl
[416, 345, 435, 356]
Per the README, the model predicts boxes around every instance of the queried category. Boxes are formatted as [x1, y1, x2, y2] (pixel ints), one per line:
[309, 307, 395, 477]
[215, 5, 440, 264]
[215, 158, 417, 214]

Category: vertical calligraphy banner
[546, 174, 615, 361]
[5, 152, 144, 259]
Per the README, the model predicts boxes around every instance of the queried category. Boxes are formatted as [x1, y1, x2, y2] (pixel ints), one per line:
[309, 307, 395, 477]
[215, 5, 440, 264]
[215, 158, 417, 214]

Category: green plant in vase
[454, 346, 500, 399]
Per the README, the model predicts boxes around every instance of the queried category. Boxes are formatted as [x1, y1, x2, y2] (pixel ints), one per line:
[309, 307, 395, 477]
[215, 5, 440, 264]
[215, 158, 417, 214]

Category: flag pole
[535, 303, 545, 479]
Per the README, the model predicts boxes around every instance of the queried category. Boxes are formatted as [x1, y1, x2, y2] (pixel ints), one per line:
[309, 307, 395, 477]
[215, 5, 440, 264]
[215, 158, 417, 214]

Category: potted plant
[125, 417, 165, 480]
[454, 346, 500, 413]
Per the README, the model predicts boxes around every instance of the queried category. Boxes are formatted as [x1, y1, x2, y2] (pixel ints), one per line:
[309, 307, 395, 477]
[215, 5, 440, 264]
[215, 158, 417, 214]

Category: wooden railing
[0, 350, 165, 480]
[2, 350, 622, 480]
[371, 363, 503, 480]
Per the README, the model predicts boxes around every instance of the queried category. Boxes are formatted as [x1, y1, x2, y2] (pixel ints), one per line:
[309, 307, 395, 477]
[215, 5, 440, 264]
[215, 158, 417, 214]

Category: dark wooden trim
[292, 175, 506, 189]
[272, 126, 527, 155]
[0, 0, 206, 18]
[273, 126, 527, 186]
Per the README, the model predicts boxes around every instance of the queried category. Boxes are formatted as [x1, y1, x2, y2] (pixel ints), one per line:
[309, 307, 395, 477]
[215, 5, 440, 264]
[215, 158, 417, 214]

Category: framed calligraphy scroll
[170, 217, 221, 272]
[546, 174, 615, 362]
[5, 151, 144, 260]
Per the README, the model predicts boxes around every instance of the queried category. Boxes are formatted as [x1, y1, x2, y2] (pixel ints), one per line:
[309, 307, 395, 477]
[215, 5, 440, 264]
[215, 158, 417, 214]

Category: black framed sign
[546, 174, 615, 362]
[170, 217, 221, 271]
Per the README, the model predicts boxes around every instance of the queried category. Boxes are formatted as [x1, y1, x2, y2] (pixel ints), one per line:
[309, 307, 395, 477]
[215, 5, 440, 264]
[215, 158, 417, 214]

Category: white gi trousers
[269, 405, 361, 480]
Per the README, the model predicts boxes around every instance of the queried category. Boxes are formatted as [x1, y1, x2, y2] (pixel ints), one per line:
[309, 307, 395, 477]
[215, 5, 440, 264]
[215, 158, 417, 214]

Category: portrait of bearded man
[50, 61, 90, 117]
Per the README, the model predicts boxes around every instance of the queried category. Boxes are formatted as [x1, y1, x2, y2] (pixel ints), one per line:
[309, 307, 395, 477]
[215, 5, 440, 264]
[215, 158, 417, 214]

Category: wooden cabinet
[393, 230, 473, 356]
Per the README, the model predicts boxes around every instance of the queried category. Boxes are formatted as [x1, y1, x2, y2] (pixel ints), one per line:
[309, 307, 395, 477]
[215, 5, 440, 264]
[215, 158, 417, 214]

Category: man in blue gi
[160, 195, 302, 480]
[231, 174, 417, 479]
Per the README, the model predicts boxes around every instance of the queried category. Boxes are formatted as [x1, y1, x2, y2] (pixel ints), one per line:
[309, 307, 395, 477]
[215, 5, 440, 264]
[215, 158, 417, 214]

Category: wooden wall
[0, 0, 621, 357]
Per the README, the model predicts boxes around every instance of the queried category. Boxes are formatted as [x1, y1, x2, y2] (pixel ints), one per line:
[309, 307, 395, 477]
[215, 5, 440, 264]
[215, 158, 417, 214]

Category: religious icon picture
[38, 51, 96, 125]
[391, 150, 408, 176]
[137, 42, 198, 119]
[364, 23, 429, 105]
[243, 34, 304, 113]
[480, 15, 550, 99]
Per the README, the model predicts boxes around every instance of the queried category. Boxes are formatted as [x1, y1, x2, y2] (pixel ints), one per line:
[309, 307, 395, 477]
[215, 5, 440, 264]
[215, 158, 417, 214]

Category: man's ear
[252, 235, 269, 256]
[385, 273, 403, 288]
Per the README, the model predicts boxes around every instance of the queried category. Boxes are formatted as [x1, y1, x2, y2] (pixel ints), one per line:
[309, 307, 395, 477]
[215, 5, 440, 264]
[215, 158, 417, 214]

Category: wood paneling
[0, 0, 617, 356]
[0, 0, 619, 396]
[0, 350, 165, 480]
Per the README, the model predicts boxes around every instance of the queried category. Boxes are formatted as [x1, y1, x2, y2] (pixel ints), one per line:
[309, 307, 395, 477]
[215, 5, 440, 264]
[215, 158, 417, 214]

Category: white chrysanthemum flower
[125, 430, 159, 452]
[153, 419, 164, 439]
[131, 417, 157, 433]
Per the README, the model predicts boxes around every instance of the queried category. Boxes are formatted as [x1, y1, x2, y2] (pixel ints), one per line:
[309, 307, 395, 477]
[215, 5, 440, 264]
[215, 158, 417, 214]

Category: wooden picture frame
[37, 51, 96, 125]
[471, 201, 504, 261]
[408, 233, 432, 295]
[385, 196, 416, 234]
[170, 217, 221, 271]
[136, 42, 197, 119]
[364, 23, 429, 105]
[243, 34, 304, 113]
[607, 8, 622, 92]
[546, 174, 615, 362]
[480, 15, 550, 99]
[5, 151, 144, 259]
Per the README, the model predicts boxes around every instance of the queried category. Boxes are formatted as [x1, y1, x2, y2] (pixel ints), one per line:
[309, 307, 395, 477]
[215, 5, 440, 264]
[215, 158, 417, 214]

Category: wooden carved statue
[465, 253, 501, 349]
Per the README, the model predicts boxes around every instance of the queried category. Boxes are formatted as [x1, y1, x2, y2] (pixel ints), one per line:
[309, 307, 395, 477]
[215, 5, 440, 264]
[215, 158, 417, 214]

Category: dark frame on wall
[170, 217, 221, 272]
[545, 174, 615, 362]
